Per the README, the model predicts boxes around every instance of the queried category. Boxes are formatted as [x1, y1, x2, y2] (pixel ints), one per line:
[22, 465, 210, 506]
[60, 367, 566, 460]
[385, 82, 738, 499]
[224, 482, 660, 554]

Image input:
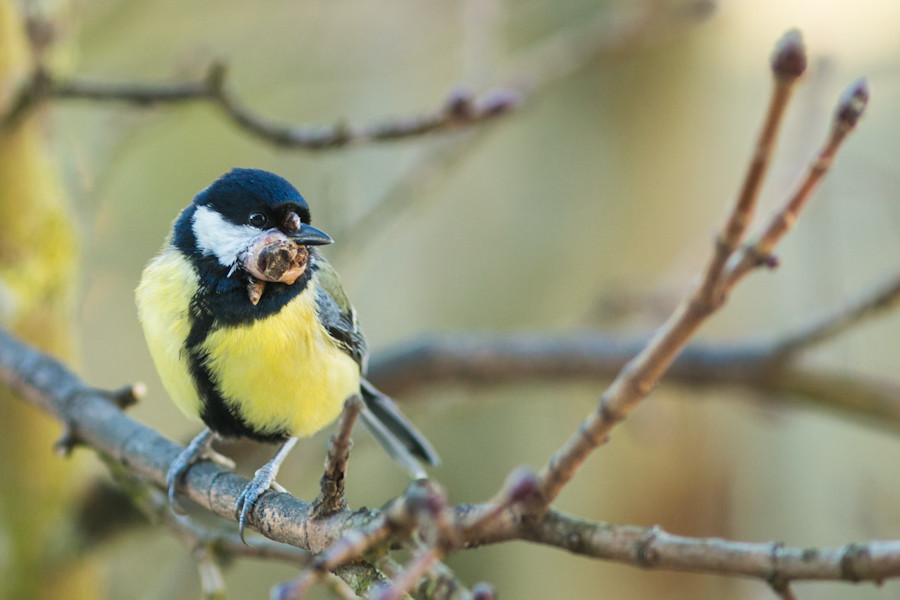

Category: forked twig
[528, 32, 868, 510]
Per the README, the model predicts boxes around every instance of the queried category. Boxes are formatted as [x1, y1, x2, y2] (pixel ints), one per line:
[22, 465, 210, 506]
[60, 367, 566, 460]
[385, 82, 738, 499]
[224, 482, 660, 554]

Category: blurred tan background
[13, 0, 900, 597]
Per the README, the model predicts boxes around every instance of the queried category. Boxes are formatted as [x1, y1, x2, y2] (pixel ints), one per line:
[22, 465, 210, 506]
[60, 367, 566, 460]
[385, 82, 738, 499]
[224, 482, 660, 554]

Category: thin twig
[775, 266, 900, 355]
[699, 29, 806, 307]
[459, 466, 538, 538]
[192, 545, 227, 600]
[1, 62, 521, 150]
[527, 36, 868, 511]
[770, 580, 798, 600]
[274, 516, 395, 600]
[374, 547, 444, 600]
[724, 78, 870, 287]
[313, 395, 364, 518]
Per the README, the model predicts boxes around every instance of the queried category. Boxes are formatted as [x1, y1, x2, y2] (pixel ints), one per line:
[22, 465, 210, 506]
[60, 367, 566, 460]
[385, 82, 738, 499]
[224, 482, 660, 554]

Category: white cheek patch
[192, 205, 261, 267]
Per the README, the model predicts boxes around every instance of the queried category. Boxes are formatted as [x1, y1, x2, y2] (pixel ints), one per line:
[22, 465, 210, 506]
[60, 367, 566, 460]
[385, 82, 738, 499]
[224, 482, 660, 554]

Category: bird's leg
[166, 428, 236, 512]
[234, 436, 298, 542]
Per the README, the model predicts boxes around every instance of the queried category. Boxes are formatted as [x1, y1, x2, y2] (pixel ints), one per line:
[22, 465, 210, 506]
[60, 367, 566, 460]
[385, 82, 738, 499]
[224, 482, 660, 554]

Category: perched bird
[136, 168, 438, 537]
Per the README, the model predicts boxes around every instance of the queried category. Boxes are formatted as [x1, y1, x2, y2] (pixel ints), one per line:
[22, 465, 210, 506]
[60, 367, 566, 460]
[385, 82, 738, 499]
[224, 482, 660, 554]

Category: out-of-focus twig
[367, 330, 900, 429]
[775, 266, 900, 355]
[1, 63, 521, 149]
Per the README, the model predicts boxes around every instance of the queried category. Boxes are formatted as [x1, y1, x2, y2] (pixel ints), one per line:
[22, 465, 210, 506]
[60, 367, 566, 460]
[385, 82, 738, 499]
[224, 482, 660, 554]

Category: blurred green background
[8, 0, 900, 598]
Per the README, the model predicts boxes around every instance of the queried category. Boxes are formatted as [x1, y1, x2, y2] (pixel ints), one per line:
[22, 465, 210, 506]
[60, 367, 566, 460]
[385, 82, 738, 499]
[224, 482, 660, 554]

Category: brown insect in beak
[239, 230, 311, 304]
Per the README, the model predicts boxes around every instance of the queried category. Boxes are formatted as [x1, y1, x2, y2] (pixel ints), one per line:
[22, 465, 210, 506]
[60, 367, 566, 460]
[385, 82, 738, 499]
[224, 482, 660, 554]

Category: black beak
[291, 223, 333, 246]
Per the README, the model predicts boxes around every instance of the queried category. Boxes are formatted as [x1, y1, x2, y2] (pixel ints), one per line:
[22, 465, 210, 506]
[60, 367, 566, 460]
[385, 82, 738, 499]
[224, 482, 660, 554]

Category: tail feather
[359, 378, 440, 478]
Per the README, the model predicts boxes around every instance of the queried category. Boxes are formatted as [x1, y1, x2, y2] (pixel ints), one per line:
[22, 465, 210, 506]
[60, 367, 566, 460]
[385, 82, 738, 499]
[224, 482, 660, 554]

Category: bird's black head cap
[193, 168, 312, 226]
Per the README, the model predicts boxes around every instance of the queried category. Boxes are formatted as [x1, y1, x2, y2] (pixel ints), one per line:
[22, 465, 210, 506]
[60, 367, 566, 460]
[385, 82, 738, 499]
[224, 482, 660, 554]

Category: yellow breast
[200, 282, 359, 438]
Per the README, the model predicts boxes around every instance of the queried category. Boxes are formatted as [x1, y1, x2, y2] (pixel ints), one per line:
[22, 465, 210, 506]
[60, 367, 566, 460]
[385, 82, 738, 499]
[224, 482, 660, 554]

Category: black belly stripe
[183, 258, 315, 442]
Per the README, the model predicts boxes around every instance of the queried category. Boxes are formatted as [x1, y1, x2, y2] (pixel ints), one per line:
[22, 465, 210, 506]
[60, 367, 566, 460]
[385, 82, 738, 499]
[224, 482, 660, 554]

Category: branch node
[742, 245, 780, 270]
[503, 466, 539, 505]
[634, 525, 661, 568]
[840, 542, 870, 582]
[444, 87, 476, 121]
[105, 382, 146, 409]
[53, 423, 79, 457]
[767, 541, 788, 589]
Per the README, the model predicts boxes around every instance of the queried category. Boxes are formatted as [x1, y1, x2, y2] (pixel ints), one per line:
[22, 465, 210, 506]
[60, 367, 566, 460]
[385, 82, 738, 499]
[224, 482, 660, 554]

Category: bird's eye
[248, 212, 268, 227]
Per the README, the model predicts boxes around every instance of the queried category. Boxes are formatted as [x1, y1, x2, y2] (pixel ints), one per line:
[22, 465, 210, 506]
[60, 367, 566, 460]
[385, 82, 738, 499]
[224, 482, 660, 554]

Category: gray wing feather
[314, 283, 367, 368]
[313, 258, 439, 473]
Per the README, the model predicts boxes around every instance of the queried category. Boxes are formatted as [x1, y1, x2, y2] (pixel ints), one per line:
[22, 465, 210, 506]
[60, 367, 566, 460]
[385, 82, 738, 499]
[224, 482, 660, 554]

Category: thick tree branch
[2, 326, 900, 593]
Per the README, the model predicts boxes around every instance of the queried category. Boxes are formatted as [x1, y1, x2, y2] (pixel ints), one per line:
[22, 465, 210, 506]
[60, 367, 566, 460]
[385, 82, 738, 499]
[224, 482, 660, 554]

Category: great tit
[135, 168, 438, 537]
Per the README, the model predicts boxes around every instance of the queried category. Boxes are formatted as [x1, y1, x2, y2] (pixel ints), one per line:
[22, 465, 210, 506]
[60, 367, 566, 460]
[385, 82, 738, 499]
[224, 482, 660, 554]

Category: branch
[775, 265, 900, 354]
[697, 29, 806, 307]
[523, 35, 871, 511]
[2, 325, 899, 591]
[478, 511, 900, 585]
[0, 326, 472, 597]
[313, 395, 364, 518]
[368, 331, 900, 430]
[723, 78, 870, 287]
[1, 63, 520, 150]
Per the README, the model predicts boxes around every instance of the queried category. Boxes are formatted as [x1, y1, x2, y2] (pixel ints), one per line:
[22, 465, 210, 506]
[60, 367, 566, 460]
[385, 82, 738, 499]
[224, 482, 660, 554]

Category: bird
[135, 168, 439, 538]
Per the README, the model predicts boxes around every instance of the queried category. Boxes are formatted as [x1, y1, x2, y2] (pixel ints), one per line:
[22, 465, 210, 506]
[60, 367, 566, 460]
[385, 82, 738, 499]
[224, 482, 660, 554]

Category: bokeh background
[5, 0, 900, 598]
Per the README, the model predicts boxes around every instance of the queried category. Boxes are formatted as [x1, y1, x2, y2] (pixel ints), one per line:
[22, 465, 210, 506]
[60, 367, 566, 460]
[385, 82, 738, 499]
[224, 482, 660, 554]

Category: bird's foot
[234, 463, 282, 543]
[166, 429, 234, 513]
[234, 437, 298, 543]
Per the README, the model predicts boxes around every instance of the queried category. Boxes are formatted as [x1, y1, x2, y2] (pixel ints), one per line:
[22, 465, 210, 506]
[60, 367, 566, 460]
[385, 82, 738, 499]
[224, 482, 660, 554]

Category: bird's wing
[313, 256, 440, 473]
[313, 257, 367, 369]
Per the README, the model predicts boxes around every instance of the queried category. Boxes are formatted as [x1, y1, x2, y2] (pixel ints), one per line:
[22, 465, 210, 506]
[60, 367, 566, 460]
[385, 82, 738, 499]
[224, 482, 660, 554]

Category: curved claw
[233, 437, 298, 543]
[235, 474, 273, 543]
[166, 461, 188, 514]
[166, 429, 218, 513]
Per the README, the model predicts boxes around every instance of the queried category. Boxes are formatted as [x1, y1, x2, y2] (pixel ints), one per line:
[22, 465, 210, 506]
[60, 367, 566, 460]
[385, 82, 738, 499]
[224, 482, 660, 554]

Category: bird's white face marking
[192, 205, 262, 268]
